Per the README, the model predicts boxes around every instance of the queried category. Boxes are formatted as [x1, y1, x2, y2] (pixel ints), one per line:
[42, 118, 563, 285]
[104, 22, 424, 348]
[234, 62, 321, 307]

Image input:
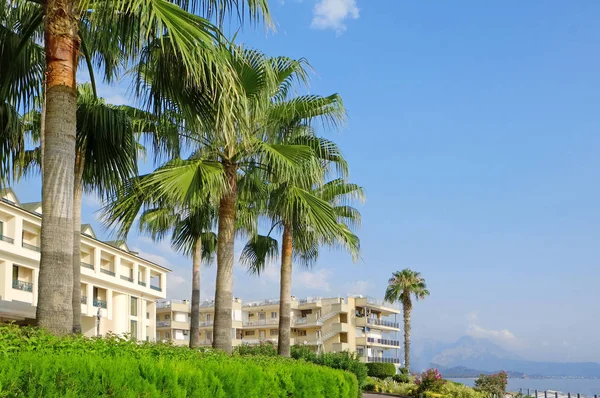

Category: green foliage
[362, 377, 415, 396]
[474, 371, 508, 396]
[414, 368, 446, 395]
[365, 362, 396, 379]
[0, 325, 358, 398]
[393, 373, 411, 383]
[234, 342, 277, 356]
[399, 367, 409, 375]
[291, 345, 368, 389]
[442, 381, 487, 398]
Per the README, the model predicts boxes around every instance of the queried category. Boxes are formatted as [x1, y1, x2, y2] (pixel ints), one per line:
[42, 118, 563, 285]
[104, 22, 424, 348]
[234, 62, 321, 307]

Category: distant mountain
[433, 364, 526, 378]
[413, 336, 600, 378]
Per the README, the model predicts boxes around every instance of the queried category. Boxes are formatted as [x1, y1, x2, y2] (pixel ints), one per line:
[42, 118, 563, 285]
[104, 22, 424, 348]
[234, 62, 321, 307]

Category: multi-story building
[157, 294, 402, 364]
[156, 299, 191, 345]
[0, 188, 170, 341]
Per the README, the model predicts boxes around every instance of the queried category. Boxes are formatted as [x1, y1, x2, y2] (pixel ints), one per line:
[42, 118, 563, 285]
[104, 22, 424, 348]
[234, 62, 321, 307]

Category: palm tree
[105, 47, 342, 352]
[384, 269, 430, 371]
[136, 200, 217, 348]
[241, 169, 363, 357]
[1, 0, 270, 335]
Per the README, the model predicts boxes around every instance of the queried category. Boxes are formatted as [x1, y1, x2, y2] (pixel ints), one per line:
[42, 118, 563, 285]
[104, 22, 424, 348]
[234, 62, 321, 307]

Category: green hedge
[0, 326, 358, 398]
[365, 362, 396, 378]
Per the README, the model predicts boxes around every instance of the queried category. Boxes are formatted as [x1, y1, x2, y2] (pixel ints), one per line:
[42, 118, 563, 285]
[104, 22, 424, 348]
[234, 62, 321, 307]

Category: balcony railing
[120, 275, 133, 282]
[138, 281, 146, 287]
[243, 299, 280, 307]
[367, 318, 400, 329]
[199, 321, 213, 327]
[22, 242, 40, 252]
[0, 234, 14, 244]
[150, 285, 162, 292]
[157, 320, 171, 327]
[200, 300, 215, 307]
[100, 268, 115, 276]
[368, 357, 400, 364]
[81, 295, 87, 304]
[12, 279, 33, 292]
[243, 319, 279, 327]
[367, 337, 400, 347]
[93, 299, 107, 309]
[81, 262, 94, 270]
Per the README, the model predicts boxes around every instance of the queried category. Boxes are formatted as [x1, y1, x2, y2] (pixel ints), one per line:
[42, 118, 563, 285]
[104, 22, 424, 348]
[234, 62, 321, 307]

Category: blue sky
[11, 0, 600, 362]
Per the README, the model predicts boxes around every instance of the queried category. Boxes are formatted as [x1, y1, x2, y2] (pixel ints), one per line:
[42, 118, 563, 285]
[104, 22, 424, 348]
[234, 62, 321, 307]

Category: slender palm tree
[241, 171, 363, 356]
[384, 269, 430, 371]
[137, 201, 217, 348]
[1, 0, 270, 335]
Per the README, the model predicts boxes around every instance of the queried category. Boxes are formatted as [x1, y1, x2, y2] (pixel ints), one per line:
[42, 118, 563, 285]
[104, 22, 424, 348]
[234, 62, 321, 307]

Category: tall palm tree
[106, 47, 342, 352]
[384, 269, 430, 371]
[136, 200, 217, 348]
[1, 0, 270, 335]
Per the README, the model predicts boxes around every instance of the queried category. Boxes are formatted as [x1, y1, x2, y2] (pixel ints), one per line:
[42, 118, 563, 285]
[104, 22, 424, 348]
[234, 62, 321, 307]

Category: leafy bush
[234, 342, 277, 356]
[442, 381, 486, 398]
[399, 367, 409, 375]
[362, 377, 415, 396]
[291, 345, 368, 389]
[0, 325, 358, 398]
[414, 368, 446, 395]
[393, 373, 411, 383]
[474, 371, 508, 396]
[365, 362, 396, 378]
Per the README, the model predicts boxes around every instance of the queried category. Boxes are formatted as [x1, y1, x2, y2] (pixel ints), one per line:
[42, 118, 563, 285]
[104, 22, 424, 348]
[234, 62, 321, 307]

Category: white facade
[0, 188, 170, 341]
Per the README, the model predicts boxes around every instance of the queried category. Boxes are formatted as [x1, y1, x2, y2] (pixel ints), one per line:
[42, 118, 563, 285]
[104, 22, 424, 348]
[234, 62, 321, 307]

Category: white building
[0, 188, 170, 341]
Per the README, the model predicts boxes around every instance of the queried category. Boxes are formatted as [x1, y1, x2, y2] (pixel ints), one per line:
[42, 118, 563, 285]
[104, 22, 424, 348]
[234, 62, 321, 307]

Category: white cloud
[295, 268, 332, 292]
[465, 311, 479, 322]
[311, 0, 359, 34]
[82, 193, 103, 208]
[467, 324, 518, 345]
[131, 247, 173, 270]
[342, 280, 372, 295]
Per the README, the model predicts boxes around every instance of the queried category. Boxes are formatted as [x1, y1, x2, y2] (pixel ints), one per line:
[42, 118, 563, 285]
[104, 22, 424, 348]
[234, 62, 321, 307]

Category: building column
[0, 261, 11, 301]
[13, 218, 23, 248]
[114, 256, 121, 277]
[160, 273, 167, 293]
[94, 248, 101, 274]
[32, 268, 39, 307]
[86, 284, 94, 316]
[107, 288, 113, 320]
[145, 268, 151, 288]
[133, 263, 139, 284]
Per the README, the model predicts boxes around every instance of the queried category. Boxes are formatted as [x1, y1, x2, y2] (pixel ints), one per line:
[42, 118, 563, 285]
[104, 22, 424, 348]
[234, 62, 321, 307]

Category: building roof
[21, 202, 42, 214]
[80, 223, 96, 238]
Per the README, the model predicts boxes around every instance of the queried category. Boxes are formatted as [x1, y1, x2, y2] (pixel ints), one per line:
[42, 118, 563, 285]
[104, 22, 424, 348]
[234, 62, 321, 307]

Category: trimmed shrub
[0, 325, 358, 398]
[443, 381, 487, 398]
[365, 362, 396, 379]
[399, 367, 409, 375]
[291, 345, 368, 389]
[393, 373, 411, 383]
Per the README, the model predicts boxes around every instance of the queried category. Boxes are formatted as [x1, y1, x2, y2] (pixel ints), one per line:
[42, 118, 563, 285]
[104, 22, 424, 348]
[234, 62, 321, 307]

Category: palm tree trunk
[213, 162, 237, 353]
[40, 82, 46, 179]
[189, 237, 202, 348]
[36, 0, 80, 335]
[72, 151, 84, 334]
[403, 301, 412, 371]
[277, 222, 293, 357]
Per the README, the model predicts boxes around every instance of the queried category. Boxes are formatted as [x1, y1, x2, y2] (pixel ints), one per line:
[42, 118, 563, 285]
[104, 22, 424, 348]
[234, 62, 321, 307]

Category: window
[0, 221, 3, 237]
[165, 332, 170, 339]
[205, 314, 211, 322]
[130, 320, 138, 340]
[297, 330, 307, 337]
[270, 312, 277, 319]
[12, 265, 18, 280]
[146, 312, 150, 320]
[165, 314, 170, 320]
[130, 297, 138, 317]
[183, 330, 189, 336]
[270, 329, 278, 336]
[258, 312, 266, 320]
[245, 330, 255, 336]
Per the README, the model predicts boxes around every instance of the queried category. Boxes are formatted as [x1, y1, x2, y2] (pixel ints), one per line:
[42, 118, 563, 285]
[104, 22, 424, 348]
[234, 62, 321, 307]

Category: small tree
[474, 371, 508, 396]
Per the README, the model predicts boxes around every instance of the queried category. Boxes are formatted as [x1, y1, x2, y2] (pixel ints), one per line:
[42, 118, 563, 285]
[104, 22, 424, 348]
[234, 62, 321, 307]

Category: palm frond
[240, 234, 279, 275]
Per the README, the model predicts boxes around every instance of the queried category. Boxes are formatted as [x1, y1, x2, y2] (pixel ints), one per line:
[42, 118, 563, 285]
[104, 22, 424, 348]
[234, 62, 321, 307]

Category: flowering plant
[414, 368, 446, 394]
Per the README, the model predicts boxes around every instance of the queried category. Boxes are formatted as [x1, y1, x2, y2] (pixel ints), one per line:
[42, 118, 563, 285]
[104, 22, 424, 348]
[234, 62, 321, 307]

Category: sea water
[450, 378, 600, 397]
